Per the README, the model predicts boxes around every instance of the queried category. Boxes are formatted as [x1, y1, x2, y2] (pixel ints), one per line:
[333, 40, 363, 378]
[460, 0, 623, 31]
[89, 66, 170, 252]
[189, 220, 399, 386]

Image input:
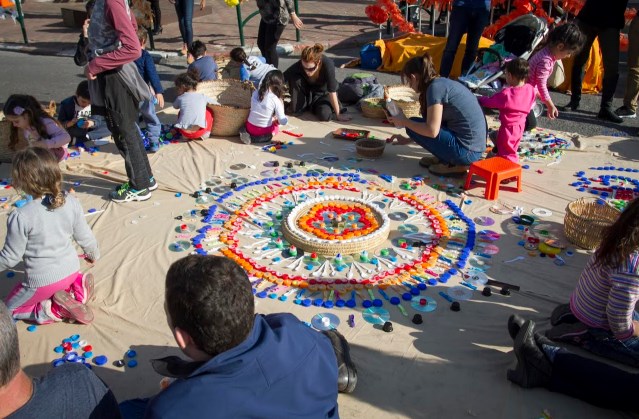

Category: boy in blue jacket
[121, 255, 356, 419]
[58, 80, 111, 146]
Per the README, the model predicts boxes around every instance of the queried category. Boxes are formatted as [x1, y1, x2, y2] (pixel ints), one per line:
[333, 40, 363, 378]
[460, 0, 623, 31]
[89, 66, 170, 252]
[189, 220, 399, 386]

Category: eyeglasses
[302, 63, 318, 73]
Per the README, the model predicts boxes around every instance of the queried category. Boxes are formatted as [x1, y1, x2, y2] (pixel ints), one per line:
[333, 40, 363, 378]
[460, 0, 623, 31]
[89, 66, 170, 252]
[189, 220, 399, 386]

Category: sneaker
[598, 107, 623, 123]
[73, 273, 94, 305]
[110, 183, 151, 203]
[148, 143, 160, 153]
[321, 329, 358, 393]
[428, 163, 470, 176]
[52, 291, 94, 324]
[506, 320, 552, 388]
[239, 126, 251, 145]
[615, 105, 636, 118]
[507, 313, 526, 340]
[550, 303, 578, 326]
[545, 321, 588, 344]
[419, 155, 439, 168]
[148, 177, 158, 191]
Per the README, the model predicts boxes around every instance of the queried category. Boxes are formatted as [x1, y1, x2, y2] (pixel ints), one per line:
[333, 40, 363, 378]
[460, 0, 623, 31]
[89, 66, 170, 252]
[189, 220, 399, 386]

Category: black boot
[550, 303, 577, 326]
[507, 314, 525, 340]
[560, 99, 580, 112]
[507, 320, 552, 388]
[598, 107, 623, 123]
[322, 329, 358, 393]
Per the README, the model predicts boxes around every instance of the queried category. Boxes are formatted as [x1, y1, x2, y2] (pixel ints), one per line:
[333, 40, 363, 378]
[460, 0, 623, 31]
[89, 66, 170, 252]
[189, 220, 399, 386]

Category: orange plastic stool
[464, 157, 522, 200]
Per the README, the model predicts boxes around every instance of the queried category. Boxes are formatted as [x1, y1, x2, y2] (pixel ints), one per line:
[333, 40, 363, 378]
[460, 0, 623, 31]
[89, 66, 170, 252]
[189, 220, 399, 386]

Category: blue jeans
[581, 311, 639, 367]
[119, 398, 149, 419]
[174, 0, 194, 47]
[406, 117, 482, 166]
[439, 5, 490, 78]
[139, 99, 161, 145]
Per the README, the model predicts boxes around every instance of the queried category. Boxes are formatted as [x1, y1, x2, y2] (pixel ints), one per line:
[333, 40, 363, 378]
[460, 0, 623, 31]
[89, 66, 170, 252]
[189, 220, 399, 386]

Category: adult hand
[82, 18, 90, 38]
[84, 119, 95, 129]
[336, 113, 351, 122]
[291, 13, 303, 30]
[387, 114, 408, 128]
[547, 103, 558, 119]
[84, 65, 96, 80]
[156, 93, 165, 108]
[388, 134, 411, 145]
[200, 0, 205, 10]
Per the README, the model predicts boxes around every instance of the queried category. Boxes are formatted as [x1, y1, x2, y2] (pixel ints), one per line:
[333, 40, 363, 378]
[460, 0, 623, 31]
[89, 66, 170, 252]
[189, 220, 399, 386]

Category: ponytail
[230, 47, 256, 71]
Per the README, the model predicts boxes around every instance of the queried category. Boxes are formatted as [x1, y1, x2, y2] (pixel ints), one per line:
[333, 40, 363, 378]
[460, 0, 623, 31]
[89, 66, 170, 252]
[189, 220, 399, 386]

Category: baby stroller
[459, 14, 549, 116]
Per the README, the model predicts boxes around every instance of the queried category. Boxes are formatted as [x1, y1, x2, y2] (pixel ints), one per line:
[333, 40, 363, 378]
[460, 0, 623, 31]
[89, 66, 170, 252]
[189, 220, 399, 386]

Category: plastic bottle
[383, 86, 401, 117]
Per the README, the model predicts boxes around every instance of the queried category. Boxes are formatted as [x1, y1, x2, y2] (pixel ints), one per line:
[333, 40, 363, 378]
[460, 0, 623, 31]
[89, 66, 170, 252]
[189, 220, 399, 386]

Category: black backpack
[338, 73, 379, 105]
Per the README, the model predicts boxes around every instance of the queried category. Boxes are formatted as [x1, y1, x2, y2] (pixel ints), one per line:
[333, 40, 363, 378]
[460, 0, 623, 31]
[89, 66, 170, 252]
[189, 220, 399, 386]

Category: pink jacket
[528, 46, 556, 103]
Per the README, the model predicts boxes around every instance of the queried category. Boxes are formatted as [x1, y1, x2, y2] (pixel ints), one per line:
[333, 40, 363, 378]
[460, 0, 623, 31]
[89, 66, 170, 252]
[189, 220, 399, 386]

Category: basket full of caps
[196, 79, 254, 137]
[564, 197, 621, 250]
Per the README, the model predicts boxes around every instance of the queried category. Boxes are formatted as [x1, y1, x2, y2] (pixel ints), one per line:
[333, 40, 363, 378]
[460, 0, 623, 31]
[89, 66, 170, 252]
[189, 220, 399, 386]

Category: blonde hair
[11, 148, 65, 209]
[301, 43, 324, 63]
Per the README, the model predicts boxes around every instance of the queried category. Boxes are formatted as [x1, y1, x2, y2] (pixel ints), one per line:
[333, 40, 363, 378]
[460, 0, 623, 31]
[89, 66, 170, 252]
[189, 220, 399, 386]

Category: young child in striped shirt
[526, 23, 584, 129]
[564, 198, 639, 362]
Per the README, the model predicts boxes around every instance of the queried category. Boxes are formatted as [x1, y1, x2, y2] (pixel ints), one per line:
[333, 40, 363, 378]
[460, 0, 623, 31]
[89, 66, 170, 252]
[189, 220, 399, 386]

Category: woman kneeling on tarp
[386, 53, 487, 176]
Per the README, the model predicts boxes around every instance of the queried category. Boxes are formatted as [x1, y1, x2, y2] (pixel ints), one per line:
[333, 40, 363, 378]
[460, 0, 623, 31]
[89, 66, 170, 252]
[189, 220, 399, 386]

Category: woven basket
[196, 79, 254, 137]
[281, 196, 391, 256]
[361, 98, 386, 119]
[217, 56, 241, 80]
[387, 85, 421, 118]
[564, 197, 620, 250]
[355, 138, 386, 159]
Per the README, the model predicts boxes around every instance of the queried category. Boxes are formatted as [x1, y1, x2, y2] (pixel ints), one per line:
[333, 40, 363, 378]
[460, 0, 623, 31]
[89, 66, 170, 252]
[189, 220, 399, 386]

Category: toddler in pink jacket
[479, 58, 536, 163]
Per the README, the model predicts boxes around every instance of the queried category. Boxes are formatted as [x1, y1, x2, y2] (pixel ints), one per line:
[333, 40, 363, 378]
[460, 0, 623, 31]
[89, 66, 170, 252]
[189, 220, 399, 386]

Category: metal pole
[293, 0, 300, 43]
[430, 5, 435, 35]
[236, 4, 244, 47]
[14, 0, 28, 44]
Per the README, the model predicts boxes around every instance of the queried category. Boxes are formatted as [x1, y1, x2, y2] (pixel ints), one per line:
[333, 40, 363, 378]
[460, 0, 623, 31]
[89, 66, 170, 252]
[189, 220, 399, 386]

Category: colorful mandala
[170, 169, 477, 310]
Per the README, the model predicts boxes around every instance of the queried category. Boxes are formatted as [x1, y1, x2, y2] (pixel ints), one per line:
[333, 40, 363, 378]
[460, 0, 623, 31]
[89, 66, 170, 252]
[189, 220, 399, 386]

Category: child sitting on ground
[135, 29, 164, 152]
[2, 148, 99, 324]
[478, 58, 537, 163]
[187, 40, 218, 82]
[3, 94, 71, 161]
[57, 80, 111, 147]
[230, 47, 276, 88]
[173, 72, 218, 140]
[527, 23, 584, 128]
[240, 70, 288, 145]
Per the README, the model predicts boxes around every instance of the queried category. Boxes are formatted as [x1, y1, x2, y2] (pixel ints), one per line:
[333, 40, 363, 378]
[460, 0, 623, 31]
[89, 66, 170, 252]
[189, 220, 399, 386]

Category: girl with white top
[240, 70, 288, 144]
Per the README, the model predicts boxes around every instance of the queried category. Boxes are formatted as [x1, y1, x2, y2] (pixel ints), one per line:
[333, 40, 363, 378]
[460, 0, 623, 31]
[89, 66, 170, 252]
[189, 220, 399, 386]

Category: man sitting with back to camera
[121, 255, 357, 418]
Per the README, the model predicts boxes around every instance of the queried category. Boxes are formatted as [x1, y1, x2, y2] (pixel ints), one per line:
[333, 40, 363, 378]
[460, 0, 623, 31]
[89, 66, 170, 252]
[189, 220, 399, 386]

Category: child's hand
[84, 65, 96, 81]
[155, 93, 165, 108]
[82, 19, 90, 38]
[547, 103, 558, 119]
[199, 0, 205, 10]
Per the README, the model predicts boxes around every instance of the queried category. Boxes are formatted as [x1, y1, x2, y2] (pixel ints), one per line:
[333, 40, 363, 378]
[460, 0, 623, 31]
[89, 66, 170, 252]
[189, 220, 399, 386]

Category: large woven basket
[387, 85, 421, 118]
[197, 79, 254, 137]
[360, 98, 386, 119]
[564, 197, 621, 250]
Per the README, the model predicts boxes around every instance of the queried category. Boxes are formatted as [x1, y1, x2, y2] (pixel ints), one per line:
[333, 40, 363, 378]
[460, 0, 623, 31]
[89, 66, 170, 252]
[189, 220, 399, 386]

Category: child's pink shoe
[52, 291, 94, 324]
[72, 273, 94, 304]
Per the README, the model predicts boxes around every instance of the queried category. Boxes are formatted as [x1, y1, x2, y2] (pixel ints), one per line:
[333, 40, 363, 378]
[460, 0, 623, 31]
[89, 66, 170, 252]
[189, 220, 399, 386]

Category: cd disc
[175, 223, 196, 233]
[478, 230, 501, 241]
[362, 307, 390, 325]
[476, 243, 500, 255]
[448, 285, 473, 301]
[229, 163, 247, 170]
[389, 212, 408, 221]
[411, 296, 437, 312]
[311, 313, 340, 331]
[474, 216, 495, 226]
[196, 195, 214, 205]
[463, 271, 488, 286]
[168, 241, 191, 252]
[532, 207, 553, 217]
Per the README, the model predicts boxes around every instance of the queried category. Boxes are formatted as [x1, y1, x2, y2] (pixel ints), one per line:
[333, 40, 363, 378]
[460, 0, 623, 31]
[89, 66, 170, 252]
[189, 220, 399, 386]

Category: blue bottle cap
[402, 292, 412, 301]
[427, 279, 438, 286]
[372, 299, 383, 307]
[389, 296, 400, 305]
[54, 346, 64, 353]
[52, 359, 65, 368]
[84, 351, 93, 358]
[27, 325, 37, 332]
[410, 287, 420, 295]
[323, 301, 334, 309]
[416, 283, 427, 290]
[345, 299, 357, 308]
[126, 349, 137, 358]
[301, 299, 312, 307]
[313, 298, 324, 307]
[362, 300, 373, 308]
[93, 355, 108, 366]
[127, 360, 138, 368]
[70, 334, 80, 341]
[256, 291, 267, 298]
[335, 299, 345, 308]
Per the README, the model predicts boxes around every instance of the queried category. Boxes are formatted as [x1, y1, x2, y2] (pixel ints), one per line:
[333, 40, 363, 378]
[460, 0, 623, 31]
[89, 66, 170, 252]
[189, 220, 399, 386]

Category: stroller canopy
[494, 14, 548, 57]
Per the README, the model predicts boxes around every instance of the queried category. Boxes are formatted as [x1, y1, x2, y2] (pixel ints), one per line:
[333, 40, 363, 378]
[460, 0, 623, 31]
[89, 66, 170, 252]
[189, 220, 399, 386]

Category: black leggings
[257, 20, 285, 67]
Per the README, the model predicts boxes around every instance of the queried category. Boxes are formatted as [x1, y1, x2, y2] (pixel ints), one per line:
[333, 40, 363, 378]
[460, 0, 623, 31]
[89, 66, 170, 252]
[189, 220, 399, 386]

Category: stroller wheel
[533, 101, 544, 118]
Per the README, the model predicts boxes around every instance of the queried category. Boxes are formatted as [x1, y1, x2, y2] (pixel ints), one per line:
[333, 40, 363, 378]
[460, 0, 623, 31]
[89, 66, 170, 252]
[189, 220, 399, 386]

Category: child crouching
[240, 70, 288, 145]
[2, 148, 99, 324]
[173, 72, 218, 140]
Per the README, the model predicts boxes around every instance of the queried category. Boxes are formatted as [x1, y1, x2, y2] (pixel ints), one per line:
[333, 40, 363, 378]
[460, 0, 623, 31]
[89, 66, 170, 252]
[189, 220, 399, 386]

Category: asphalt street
[0, 48, 637, 139]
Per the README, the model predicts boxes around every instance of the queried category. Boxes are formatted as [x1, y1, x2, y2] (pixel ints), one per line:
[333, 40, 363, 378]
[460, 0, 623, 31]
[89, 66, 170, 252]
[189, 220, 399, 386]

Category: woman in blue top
[387, 53, 487, 176]
[439, 0, 491, 78]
